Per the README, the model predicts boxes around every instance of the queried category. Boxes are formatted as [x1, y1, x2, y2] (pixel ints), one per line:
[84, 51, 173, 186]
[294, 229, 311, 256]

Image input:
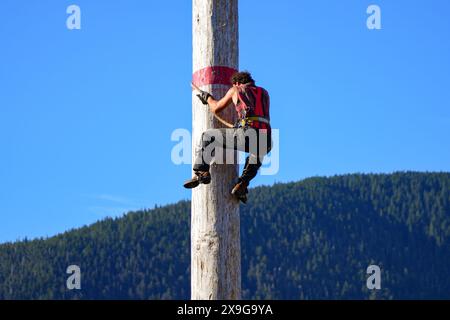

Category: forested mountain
[0, 172, 449, 300]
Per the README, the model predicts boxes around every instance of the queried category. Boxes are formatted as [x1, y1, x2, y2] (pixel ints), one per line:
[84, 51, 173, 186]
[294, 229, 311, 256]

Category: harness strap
[245, 116, 270, 125]
[236, 116, 270, 128]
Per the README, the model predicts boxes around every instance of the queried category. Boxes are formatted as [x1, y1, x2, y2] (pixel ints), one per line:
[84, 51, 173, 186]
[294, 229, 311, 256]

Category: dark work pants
[193, 127, 272, 184]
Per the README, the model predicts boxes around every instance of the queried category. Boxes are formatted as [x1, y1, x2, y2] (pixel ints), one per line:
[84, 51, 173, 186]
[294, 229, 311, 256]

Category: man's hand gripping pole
[191, 82, 234, 128]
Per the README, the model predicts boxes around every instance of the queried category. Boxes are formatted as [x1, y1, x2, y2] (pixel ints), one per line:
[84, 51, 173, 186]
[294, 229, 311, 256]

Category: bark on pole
[191, 0, 241, 300]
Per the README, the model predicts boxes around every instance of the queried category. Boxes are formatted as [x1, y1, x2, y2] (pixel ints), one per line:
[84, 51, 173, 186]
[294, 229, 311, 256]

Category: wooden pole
[191, 0, 241, 300]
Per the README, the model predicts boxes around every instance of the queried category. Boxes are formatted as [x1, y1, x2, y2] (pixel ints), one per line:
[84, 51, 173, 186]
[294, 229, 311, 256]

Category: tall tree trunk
[191, 0, 241, 300]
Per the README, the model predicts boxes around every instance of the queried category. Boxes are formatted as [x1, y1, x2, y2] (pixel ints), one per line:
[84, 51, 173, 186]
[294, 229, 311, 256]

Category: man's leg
[240, 129, 271, 183]
[240, 154, 263, 184]
[231, 154, 262, 202]
[184, 128, 229, 189]
[231, 128, 271, 202]
[193, 128, 233, 171]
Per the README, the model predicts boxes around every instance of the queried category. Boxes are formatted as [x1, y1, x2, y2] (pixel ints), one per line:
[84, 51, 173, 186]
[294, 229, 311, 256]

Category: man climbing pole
[184, 71, 272, 204]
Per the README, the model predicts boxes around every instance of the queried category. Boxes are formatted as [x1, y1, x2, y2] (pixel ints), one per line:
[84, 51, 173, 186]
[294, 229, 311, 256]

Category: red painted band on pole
[192, 66, 237, 87]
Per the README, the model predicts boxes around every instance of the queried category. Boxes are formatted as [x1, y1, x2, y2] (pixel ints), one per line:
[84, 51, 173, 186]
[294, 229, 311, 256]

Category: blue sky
[1, 0, 449, 243]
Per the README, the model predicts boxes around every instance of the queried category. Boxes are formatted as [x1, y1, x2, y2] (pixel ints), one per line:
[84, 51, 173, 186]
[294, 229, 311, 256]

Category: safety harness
[237, 116, 271, 128]
[235, 83, 271, 129]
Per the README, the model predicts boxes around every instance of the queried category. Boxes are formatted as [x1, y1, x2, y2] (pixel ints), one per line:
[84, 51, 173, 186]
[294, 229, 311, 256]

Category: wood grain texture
[191, 0, 241, 300]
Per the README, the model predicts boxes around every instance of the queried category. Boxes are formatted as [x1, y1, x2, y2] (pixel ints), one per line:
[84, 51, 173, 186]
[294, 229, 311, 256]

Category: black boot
[231, 180, 249, 204]
[183, 171, 211, 189]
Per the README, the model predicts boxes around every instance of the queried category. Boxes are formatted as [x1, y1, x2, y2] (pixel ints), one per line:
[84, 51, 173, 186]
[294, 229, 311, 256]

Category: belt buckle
[240, 119, 246, 127]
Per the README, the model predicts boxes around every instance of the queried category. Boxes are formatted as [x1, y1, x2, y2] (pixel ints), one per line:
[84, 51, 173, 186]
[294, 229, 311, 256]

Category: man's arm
[207, 87, 237, 114]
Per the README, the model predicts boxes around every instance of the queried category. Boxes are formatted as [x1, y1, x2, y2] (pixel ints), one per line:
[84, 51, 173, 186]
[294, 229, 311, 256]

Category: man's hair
[231, 71, 255, 85]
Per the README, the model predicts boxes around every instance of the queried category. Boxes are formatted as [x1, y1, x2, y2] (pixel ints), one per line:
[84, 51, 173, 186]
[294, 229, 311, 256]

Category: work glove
[196, 90, 212, 105]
